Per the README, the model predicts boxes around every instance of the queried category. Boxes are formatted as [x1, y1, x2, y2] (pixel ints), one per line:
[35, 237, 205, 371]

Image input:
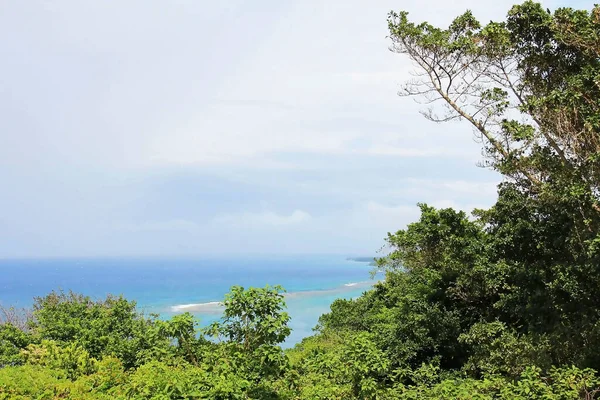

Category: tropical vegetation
[1, 1, 599, 398]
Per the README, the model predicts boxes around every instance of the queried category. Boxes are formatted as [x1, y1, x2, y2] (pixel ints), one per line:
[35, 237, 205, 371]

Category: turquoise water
[0, 255, 376, 345]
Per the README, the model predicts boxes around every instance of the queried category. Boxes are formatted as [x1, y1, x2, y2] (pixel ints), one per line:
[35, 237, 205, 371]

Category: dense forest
[2, 1, 600, 398]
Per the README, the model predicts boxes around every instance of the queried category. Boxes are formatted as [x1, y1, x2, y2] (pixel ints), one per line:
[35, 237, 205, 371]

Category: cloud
[395, 178, 499, 198]
[364, 146, 474, 158]
[0, 0, 508, 172]
[366, 201, 419, 220]
[214, 210, 312, 227]
[116, 219, 200, 232]
[0, 0, 520, 257]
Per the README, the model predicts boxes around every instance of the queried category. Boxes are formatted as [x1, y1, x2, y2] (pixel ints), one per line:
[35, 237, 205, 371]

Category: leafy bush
[2, 2, 600, 398]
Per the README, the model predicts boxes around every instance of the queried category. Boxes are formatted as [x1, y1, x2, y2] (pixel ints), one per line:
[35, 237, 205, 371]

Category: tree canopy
[2, 1, 600, 398]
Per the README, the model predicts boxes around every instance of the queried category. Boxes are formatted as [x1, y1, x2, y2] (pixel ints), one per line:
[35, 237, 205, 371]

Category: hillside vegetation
[2, 1, 600, 398]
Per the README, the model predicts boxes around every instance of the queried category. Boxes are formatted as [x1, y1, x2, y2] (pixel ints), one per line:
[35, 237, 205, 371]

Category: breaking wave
[170, 301, 223, 313]
[169, 280, 377, 313]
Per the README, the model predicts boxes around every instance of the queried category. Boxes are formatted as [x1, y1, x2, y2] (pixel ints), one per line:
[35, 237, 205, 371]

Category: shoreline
[169, 280, 378, 313]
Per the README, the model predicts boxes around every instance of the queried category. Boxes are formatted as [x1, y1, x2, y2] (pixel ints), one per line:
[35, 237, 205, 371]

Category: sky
[0, 0, 585, 258]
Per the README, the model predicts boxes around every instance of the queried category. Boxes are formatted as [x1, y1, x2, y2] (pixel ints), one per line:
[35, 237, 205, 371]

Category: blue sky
[0, 0, 582, 257]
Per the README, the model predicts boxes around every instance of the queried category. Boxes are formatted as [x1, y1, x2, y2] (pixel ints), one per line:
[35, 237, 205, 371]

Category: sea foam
[169, 280, 378, 313]
[170, 301, 223, 313]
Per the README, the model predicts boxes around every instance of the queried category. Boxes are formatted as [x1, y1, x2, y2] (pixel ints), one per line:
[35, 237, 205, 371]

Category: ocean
[0, 255, 377, 346]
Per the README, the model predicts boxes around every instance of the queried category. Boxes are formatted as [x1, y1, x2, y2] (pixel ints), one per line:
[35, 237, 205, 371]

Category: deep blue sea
[0, 255, 376, 346]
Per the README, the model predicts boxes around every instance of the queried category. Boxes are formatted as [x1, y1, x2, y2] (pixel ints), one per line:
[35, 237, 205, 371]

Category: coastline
[169, 280, 378, 313]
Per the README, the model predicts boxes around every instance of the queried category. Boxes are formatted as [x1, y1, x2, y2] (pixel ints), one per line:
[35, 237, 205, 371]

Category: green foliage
[319, 206, 498, 374]
[21, 340, 97, 380]
[340, 333, 390, 398]
[162, 312, 207, 366]
[205, 285, 291, 383]
[124, 361, 210, 399]
[0, 365, 71, 400]
[458, 321, 551, 377]
[208, 285, 291, 351]
[77, 356, 126, 394]
[386, 366, 600, 399]
[388, 0, 600, 238]
[2, 2, 600, 398]
[0, 323, 31, 367]
[0, 285, 293, 399]
[31, 291, 173, 369]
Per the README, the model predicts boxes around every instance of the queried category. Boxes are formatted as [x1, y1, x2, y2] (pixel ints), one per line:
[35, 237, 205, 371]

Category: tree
[387, 1, 600, 233]
[3, 3, 600, 398]
[384, 0, 600, 371]
[208, 285, 291, 352]
[0, 305, 33, 368]
[206, 285, 291, 384]
[30, 290, 173, 369]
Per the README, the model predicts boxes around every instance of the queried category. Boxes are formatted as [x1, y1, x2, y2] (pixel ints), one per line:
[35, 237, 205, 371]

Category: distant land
[347, 256, 377, 265]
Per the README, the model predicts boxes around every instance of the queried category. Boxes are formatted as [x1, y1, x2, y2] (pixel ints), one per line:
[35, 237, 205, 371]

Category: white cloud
[366, 201, 418, 219]
[116, 219, 200, 232]
[362, 201, 421, 234]
[214, 209, 312, 227]
[364, 146, 474, 158]
[428, 199, 489, 212]
[0, 0, 512, 171]
[0, 0, 524, 257]
[331, 70, 409, 85]
[397, 178, 498, 197]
